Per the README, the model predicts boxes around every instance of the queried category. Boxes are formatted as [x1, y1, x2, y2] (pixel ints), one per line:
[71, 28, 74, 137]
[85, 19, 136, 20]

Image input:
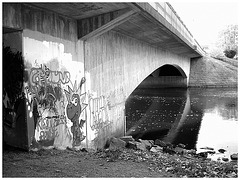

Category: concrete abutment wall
[3, 3, 87, 150]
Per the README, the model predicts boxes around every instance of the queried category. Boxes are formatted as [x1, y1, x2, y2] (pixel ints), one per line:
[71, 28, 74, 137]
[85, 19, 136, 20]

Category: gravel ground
[2, 145, 238, 178]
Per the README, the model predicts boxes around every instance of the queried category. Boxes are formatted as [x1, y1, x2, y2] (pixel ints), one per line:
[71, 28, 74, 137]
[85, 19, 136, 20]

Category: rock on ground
[107, 137, 126, 150]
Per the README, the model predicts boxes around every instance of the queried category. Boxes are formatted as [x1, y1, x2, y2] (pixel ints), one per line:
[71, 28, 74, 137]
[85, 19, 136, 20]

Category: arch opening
[138, 64, 187, 89]
[151, 64, 187, 78]
[125, 64, 190, 144]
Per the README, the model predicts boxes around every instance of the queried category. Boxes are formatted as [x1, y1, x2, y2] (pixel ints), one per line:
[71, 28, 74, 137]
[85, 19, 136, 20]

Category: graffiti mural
[65, 77, 87, 147]
[3, 45, 118, 150]
[24, 62, 87, 149]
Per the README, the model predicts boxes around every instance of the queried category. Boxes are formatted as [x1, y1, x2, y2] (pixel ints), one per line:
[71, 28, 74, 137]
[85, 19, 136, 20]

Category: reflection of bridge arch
[126, 88, 189, 140]
[163, 89, 190, 143]
[126, 88, 203, 150]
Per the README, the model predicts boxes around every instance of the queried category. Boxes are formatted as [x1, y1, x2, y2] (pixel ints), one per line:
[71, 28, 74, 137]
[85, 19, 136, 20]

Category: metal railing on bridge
[149, 2, 205, 56]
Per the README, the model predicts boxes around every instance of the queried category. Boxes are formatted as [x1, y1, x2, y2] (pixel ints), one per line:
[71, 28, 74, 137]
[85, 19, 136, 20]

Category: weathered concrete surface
[85, 30, 190, 99]
[3, 3, 77, 41]
[3, 31, 22, 52]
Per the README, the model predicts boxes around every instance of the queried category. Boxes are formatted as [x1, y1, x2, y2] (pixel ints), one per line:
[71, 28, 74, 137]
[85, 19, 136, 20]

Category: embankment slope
[189, 56, 238, 87]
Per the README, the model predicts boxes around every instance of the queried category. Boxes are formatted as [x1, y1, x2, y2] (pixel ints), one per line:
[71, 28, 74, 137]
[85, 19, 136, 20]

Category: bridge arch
[151, 64, 187, 78]
[137, 64, 188, 89]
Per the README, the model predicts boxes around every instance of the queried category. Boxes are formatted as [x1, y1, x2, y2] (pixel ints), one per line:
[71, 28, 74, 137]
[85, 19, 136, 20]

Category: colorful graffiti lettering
[65, 77, 87, 147]
[88, 94, 111, 131]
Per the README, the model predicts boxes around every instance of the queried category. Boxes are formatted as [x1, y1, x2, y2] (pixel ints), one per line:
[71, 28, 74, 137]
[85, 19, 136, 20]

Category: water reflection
[126, 88, 238, 157]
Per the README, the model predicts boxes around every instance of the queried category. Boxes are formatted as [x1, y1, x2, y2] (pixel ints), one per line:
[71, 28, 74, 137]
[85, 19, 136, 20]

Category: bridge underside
[28, 2, 202, 58]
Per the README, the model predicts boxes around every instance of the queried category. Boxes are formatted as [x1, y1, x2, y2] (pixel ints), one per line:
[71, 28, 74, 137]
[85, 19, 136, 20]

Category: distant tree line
[216, 25, 238, 59]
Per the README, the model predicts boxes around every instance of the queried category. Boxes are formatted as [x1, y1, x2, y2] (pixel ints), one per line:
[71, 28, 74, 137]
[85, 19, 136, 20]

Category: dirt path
[2, 147, 173, 178]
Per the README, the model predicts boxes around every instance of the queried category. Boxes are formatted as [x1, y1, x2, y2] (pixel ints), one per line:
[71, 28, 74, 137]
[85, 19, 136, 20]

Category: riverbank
[3, 138, 238, 178]
[189, 55, 238, 87]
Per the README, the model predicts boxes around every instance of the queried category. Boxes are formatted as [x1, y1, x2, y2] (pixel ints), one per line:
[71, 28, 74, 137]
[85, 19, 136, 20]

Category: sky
[169, 1, 239, 47]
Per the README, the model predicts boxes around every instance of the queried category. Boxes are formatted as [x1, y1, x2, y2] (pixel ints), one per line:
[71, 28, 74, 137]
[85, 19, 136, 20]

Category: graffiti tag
[37, 115, 67, 141]
[29, 64, 70, 87]
[88, 95, 111, 131]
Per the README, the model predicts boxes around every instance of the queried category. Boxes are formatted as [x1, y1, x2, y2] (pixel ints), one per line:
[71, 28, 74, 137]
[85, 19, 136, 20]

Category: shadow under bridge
[137, 64, 188, 89]
[124, 64, 200, 148]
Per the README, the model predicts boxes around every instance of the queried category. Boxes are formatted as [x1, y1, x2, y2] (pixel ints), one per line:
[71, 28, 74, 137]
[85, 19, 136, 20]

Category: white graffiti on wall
[36, 115, 66, 141]
[88, 94, 111, 131]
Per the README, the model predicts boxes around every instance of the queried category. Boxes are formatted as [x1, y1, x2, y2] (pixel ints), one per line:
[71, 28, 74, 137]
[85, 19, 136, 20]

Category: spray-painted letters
[30, 64, 70, 85]
[88, 94, 111, 131]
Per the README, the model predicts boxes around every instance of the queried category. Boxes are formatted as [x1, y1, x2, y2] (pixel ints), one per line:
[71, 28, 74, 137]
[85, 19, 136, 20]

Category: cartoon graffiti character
[65, 77, 87, 147]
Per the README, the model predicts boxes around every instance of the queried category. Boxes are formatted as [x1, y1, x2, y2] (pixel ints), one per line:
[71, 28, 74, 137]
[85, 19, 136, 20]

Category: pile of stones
[105, 136, 238, 162]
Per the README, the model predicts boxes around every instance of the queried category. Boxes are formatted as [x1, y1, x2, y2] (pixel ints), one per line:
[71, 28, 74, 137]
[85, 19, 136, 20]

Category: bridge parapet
[148, 2, 205, 56]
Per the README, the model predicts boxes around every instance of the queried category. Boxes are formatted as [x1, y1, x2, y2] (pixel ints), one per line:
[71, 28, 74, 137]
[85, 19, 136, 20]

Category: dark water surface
[126, 88, 238, 160]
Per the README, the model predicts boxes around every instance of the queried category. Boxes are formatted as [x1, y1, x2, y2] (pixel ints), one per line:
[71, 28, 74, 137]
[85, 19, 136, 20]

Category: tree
[3, 46, 24, 105]
[216, 25, 238, 59]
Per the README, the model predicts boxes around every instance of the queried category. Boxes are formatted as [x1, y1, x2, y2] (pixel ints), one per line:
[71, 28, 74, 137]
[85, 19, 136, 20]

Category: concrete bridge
[3, 2, 205, 150]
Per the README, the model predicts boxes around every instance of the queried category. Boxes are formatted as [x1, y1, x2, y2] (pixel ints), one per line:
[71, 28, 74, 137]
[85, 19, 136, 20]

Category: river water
[125, 88, 238, 161]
